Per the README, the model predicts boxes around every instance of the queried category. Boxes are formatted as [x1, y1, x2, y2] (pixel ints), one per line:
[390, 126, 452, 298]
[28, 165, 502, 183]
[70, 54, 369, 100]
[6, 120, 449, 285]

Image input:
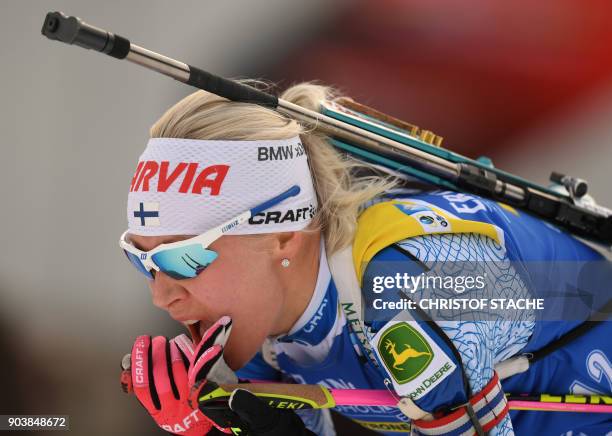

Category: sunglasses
[119, 185, 301, 280]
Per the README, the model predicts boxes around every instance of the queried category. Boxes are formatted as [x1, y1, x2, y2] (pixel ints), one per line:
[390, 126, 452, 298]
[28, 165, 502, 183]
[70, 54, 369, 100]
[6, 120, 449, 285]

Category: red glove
[122, 316, 237, 435]
[128, 333, 217, 435]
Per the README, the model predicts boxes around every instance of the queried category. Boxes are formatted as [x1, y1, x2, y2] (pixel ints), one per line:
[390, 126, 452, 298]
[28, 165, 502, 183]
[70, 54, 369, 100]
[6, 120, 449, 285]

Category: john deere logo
[378, 323, 433, 384]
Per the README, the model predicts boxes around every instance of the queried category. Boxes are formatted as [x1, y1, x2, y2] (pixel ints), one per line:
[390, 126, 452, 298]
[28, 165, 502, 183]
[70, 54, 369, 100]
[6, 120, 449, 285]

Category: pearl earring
[281, 258, 290, 268]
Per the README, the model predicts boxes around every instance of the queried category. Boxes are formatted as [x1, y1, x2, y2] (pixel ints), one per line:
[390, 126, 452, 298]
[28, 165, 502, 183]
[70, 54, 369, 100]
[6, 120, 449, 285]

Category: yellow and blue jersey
[237, 189, 611, 435]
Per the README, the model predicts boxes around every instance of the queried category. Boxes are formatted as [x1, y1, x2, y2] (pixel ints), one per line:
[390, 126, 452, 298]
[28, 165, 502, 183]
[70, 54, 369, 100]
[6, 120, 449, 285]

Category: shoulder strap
[328, 246, 379, 367]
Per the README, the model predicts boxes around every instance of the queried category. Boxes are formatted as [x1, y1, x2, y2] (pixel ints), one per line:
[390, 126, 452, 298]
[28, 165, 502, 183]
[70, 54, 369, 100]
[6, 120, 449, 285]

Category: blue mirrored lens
[152, 245, 218, 280]
[123, 250, 154, 279]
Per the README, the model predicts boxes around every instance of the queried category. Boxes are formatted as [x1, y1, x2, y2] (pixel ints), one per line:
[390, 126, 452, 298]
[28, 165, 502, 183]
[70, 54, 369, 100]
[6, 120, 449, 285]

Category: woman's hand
[123, 316, 314, 435]
[222, 388, 317, 436]
[122, 316, 237, 434]
[126, 333, 217, 434]
[188, 319, 315, 435]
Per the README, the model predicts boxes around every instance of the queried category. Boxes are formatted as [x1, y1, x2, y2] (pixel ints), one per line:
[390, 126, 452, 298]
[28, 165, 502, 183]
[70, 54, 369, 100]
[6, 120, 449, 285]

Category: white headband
[127, 136, 317, 236]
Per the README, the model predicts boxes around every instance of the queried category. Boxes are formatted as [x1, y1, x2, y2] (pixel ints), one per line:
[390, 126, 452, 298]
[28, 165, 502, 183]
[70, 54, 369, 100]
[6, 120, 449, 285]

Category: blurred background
[2, 1, 612, 434]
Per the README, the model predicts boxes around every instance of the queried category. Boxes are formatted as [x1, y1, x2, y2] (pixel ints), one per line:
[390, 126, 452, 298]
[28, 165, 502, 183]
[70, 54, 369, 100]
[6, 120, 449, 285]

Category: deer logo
[377, 322, 434, 384]
[384, 339, 431, 370]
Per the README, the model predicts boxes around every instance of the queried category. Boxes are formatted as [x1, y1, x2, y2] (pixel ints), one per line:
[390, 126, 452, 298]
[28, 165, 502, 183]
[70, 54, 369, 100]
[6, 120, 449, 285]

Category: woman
[121, 83, 611, 435]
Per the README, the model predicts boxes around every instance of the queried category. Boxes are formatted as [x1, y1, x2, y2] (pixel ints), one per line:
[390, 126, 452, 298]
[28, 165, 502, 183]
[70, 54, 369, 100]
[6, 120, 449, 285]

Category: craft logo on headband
[249, 203, 317, 225]
[127, 136, 318, 236]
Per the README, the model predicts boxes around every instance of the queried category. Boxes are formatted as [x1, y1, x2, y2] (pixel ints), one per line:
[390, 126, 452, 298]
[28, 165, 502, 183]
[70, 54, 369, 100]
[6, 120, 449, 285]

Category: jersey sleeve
[363, 232, 536, 436]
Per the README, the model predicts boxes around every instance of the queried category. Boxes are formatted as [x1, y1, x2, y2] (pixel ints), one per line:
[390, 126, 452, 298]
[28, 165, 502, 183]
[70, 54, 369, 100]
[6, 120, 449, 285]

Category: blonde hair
[150, 82, 398, 254]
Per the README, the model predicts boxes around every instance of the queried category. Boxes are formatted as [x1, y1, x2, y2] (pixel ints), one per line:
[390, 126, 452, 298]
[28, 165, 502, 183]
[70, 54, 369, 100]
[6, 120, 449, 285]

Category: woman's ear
[260, 230, 320, 269]
[274, 232, 302, 260]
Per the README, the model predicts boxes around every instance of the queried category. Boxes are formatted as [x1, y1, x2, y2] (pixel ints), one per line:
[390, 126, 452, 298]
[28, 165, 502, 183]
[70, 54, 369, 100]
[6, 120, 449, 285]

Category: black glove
[199, 388, 316, 436]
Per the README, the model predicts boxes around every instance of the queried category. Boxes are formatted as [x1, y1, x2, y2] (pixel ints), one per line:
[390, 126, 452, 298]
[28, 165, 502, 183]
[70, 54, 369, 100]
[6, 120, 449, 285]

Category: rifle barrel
[41, 11, 612, 245]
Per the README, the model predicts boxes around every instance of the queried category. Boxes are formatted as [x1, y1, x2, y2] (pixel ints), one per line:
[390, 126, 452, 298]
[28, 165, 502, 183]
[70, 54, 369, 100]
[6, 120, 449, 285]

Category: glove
[123, 316, 237, 435]
[187, 324, 315, 435]
[227, 389, 316, 436]
[193, 386, 316, 435]
[127, 333, 216, 435]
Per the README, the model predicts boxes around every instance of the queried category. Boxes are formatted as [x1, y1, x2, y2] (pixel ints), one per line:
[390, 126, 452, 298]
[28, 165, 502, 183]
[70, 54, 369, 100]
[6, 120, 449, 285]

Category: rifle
[41, 11, 612, 247]
[44, 12, 612, 418]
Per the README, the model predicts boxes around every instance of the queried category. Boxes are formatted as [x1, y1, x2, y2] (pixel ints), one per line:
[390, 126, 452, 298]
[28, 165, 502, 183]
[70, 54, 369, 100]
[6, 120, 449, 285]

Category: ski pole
[119, 361, 612, 414]
[196, 382, 612, 414]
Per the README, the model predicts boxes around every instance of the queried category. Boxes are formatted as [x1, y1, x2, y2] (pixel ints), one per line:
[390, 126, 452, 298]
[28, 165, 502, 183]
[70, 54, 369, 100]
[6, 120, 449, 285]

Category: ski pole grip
[220, 383, 334, 408]
[187, 66, 279, 107]
[41, 11, 131, 59]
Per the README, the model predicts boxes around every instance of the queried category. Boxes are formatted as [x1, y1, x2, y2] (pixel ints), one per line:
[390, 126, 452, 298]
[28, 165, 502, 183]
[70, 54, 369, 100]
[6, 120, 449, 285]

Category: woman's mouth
[183, 316, 231, 346]
[185, 320, 202, 344]
[183, 320, 216, 345]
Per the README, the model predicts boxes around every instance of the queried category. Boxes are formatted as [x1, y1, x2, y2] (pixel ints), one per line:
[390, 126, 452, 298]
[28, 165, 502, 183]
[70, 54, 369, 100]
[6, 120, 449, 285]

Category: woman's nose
[148, 271, 188, 310]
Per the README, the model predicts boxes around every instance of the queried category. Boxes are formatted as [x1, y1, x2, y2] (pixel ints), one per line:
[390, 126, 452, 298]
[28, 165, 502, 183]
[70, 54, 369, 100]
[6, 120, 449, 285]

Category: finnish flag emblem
[133, 202, 160, 226]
